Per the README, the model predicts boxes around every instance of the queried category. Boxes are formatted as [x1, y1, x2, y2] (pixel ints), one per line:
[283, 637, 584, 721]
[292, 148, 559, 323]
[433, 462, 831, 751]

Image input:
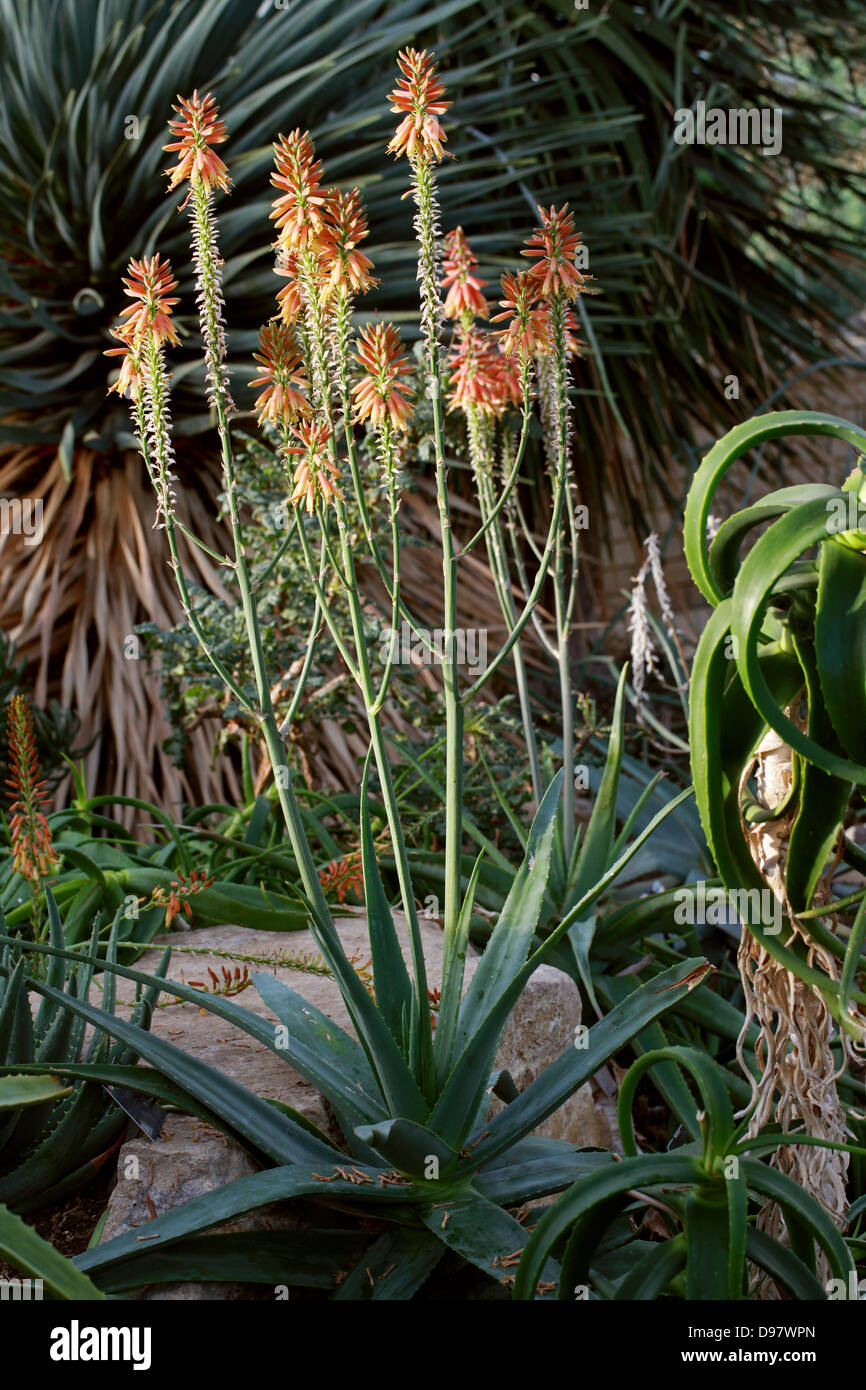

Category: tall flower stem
[301, 271, 434, 1084]
[549, 296, 576, 857]
[466, 404, 543, 805]
[409, 153, 465, 1074]
[184, 181, 336, 941]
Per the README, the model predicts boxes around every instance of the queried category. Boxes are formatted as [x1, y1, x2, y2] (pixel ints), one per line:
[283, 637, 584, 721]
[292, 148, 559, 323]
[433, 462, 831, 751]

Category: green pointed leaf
[0, 1203, 105, 1300]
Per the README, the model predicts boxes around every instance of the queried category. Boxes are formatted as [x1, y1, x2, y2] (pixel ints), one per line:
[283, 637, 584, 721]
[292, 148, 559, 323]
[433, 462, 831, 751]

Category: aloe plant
[6, 783, 712, 1297]
[683, 408, 866, 1237]
[514, 1045, 860, 1301]
[0, 894, 159, 1213]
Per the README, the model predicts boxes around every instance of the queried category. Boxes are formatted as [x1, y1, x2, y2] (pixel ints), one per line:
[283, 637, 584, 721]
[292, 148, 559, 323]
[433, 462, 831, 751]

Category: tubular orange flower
[274, 249, 303, 325]
[319, 850, 364, 903]
[352, 323, 415, 431]
[151, 869, 215, 929]
[285, 420, 342, 513]
[522, 205, 589, 301]
[317, 188, 377, 299]
[164, 90, 230, 196]
[492, 270, 550, 359]
[5, 694, 59, 890]
[441, 227, 487, 320]
[270, 130, 328, 254]
[105, 323, 144, 399]
[251, 322, 310, 426]
[118, 255, 180, 348]
[387, 48, 450, 163]
[447, 328, 518, 415]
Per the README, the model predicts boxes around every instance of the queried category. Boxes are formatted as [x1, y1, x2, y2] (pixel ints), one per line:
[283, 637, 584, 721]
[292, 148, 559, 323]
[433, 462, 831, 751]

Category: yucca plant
[514, 1045, 860, 1300]
[3, 0, 865, 803]
[0, 894, 159, 1214]
[684, 408, 866, 1258]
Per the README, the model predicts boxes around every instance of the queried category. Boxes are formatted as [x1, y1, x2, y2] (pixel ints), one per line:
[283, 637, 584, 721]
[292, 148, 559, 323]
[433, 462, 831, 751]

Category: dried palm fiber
[736, 724, 865, 1292]
[0, 443, 240, 818]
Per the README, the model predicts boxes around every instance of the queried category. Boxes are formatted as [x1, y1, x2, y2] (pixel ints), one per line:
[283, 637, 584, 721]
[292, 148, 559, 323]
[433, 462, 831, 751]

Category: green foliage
[0, 893, 159, 1214]
[683, 409, 866, 1033]
[0, 1201, 105, 1299]
[8, 784, 714, 1298]
[514, 1045, 860, 1300]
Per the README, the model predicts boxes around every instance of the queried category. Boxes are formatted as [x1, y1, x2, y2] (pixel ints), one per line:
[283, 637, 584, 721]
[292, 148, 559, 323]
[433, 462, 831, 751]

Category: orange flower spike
[318, 189, 377, 299]
[118, 255, 180, 348]
[441, 227, 487, 320]
[319, 851, 364, 903]
[352, 323, 415, 431]
[251, 322, 311, 426]
[5, 694, 59, 886]
[447, 328, 514, 415]
[522, 205, 589, 301]
[387, 48, 450, 163]
[273, 249, 303, 325]
[164, 90, 230, 196]
[105, 323, 145, 399]
[285, 421, 342, 514]
[270, 130, 328, 254]
[492, 270, 551, 359]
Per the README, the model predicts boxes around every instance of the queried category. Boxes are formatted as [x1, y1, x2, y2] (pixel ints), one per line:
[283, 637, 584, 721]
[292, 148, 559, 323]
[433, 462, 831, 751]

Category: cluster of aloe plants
[3, 37, 866, 1309]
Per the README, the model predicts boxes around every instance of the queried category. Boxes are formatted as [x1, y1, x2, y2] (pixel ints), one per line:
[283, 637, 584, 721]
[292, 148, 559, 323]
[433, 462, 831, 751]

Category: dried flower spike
[387, 48, 450, 163]
[352, 323, 415, 431]
[164, 90, 230, 197]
